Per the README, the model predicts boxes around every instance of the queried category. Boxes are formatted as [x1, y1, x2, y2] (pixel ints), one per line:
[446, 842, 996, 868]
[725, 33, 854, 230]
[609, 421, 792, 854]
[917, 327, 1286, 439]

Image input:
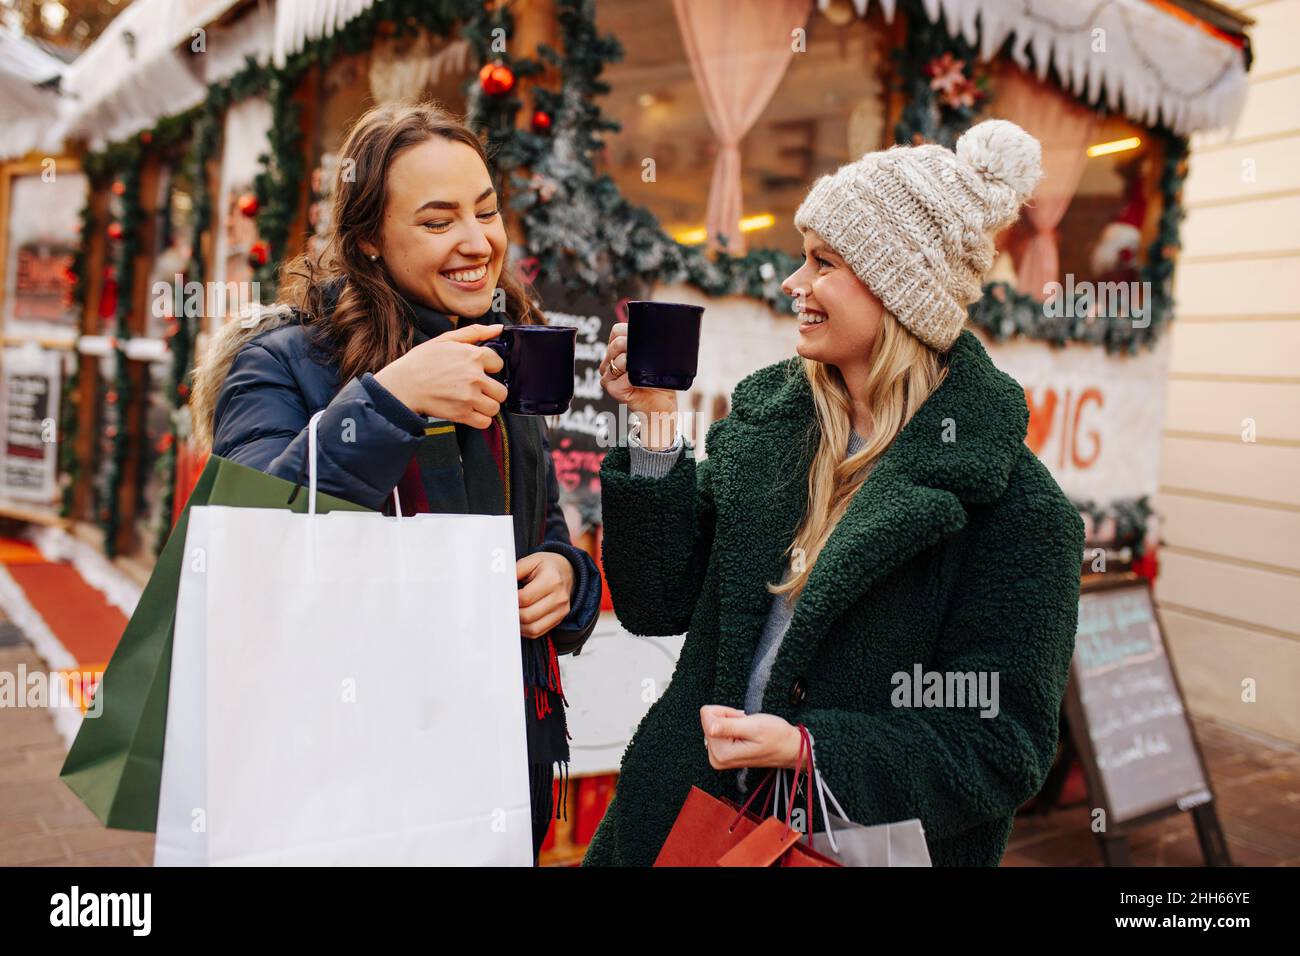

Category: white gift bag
[155, 412, 534, 866]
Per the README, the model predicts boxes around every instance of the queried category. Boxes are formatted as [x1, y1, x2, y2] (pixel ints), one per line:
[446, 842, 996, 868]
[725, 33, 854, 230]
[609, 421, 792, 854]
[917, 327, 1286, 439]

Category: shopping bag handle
[729, 723, 816, 846]
[306, 409, 403, 517]
[307, 410, 325, 516]
[786, 727, 856, 856]
[761, 724, 847, 854]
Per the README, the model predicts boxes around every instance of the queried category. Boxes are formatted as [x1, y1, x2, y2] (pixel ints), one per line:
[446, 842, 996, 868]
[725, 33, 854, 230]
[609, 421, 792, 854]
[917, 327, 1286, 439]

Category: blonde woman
[585, 120, 1084, 866]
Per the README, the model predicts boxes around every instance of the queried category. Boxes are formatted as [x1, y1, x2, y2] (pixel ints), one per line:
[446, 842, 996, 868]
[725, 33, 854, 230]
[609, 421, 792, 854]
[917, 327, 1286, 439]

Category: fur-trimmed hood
[190, 301, 298, 451]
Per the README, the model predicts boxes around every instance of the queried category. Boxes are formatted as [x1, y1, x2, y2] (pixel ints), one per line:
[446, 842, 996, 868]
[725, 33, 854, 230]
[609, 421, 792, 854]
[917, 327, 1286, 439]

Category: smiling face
[359, 137, 507, 318]
[781, 228, 885, 370]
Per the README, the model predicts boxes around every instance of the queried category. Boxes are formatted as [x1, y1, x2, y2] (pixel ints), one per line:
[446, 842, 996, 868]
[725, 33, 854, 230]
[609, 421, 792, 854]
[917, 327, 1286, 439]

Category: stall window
[2, 170, 87, 343]
[986, 63, 1157, 305]
[594, 0, 889, 258]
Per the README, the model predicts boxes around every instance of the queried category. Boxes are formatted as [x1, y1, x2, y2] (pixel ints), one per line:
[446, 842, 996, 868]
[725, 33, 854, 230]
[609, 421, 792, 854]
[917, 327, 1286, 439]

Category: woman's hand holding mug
[598, 320, 679, 450]
[374, 322, 508, 429]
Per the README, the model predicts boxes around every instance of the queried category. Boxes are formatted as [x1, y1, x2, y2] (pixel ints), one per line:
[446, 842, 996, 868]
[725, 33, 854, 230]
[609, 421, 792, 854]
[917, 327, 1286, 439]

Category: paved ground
[1004, 718, 1300, 866]
[1, 611, 1295, 867]
[0, 638, 154, 866]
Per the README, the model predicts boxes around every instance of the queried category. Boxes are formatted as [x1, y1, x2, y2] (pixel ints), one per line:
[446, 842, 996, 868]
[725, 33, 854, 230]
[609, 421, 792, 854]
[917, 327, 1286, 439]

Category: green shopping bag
[59, 454, 371, 831]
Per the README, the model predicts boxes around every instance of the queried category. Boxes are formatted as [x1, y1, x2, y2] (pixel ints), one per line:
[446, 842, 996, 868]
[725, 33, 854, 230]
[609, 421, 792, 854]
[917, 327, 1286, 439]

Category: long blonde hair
[768, 311, 950, 604]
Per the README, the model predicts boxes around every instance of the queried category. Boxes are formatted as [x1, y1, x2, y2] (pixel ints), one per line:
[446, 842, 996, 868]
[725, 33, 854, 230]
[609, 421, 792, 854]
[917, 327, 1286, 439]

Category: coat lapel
[706, 329, 1030, 712]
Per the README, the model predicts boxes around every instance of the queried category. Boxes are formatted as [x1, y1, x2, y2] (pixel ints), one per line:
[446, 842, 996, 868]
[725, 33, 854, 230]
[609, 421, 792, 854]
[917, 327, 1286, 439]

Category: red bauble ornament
[531, 110, 552, 132]
[237, 192, 259, 218]
[478, 62, 515, 96]
[1132, 548, 1159, 583]
[107, 222, 123, 240]
[106, 390, 118, 404]
[139, 131, 152, 144]
[248, 241, 269, 267]
[111, 180, 126, 196]
[177, 382, 190, 398]
[106, 425, 118, 438]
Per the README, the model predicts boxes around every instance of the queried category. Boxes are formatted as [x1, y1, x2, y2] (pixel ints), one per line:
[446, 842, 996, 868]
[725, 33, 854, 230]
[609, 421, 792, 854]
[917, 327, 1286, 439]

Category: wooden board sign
[1064, 574, 1230, 864]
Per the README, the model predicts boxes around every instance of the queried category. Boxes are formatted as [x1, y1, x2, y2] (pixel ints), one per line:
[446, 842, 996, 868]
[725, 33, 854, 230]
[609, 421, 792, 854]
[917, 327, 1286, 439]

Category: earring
[368, 254, 379, 262]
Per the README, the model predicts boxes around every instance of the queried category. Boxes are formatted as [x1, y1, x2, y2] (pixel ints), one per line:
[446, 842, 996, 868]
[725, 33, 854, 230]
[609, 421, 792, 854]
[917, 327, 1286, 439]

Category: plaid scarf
[374, 291, 571, 843]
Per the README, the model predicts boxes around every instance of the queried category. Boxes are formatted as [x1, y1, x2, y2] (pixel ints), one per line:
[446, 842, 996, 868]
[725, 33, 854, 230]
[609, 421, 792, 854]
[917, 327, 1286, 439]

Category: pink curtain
[994, 67, 1100, 298]
[672, 0, 812, 255]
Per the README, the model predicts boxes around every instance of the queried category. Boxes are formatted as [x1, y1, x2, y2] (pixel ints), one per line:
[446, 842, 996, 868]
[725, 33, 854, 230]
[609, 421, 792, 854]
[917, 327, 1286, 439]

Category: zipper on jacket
[497, 411, 511, 514]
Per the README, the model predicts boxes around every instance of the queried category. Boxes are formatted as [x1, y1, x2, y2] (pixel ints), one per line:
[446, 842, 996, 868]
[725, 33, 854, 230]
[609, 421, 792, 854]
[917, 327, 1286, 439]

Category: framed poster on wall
[0, 164, 88, 344]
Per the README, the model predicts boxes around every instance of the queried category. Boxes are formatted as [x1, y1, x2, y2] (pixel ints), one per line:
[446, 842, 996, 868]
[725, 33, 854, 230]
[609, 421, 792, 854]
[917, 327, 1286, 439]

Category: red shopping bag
[653, 725, 840, 867]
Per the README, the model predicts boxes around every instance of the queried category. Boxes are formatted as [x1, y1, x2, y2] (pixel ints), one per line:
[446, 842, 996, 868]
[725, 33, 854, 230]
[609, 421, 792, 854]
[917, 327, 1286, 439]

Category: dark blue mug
[625, 300, 703, 390]
[483, 325, 577, 416]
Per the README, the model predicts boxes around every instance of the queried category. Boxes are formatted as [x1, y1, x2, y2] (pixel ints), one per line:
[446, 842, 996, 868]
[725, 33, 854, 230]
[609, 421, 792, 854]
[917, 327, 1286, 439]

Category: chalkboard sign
[1071, 578, 1211, 823]
[1, 345, 61, 503]
[533, 272, 644, 531]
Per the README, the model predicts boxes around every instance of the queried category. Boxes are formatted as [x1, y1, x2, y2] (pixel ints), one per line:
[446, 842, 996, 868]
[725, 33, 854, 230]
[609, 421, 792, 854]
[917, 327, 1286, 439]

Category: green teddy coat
[583, 328, 1084, 867]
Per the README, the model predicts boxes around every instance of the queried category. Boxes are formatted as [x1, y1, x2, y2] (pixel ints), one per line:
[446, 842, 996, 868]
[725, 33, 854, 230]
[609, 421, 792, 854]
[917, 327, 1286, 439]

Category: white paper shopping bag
[153, 505, 213, 865]
[156, 414, 533, 865]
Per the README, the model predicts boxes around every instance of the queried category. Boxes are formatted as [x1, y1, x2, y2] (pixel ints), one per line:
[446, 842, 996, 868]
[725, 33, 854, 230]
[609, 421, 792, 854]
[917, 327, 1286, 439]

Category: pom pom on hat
[792, 118, 1044, 352]
[956, 119, 1043, 201]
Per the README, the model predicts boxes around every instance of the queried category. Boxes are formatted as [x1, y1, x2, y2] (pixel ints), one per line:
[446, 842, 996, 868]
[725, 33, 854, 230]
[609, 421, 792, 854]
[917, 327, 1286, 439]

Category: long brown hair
[276, 101, 540, 386]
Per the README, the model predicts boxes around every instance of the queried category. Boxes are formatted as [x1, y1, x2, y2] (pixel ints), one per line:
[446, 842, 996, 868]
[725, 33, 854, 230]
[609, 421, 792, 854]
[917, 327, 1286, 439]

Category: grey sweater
[628, 426, 869, 793]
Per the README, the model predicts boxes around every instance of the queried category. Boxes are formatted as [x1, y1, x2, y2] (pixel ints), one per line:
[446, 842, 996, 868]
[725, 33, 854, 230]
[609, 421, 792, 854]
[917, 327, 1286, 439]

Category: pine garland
[1074, 495, 1155, 558]
[460, 1, 542, 153]
[497, 0, 801, 309]
[152, 103, 221, 554]
[251, 73, 303, 297]
[59, 192, 98, 518]
[98, 146, 144, 557]
[893, 0, 984, 148]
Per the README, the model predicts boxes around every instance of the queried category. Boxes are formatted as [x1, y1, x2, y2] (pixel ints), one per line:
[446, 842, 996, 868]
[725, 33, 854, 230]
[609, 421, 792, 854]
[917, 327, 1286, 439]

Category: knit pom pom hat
[793, 119, 1043, 352]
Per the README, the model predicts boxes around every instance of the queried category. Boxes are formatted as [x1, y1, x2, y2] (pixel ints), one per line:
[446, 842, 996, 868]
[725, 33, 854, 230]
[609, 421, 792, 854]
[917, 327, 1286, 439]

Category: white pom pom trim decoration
[955, 119, 1043, 200]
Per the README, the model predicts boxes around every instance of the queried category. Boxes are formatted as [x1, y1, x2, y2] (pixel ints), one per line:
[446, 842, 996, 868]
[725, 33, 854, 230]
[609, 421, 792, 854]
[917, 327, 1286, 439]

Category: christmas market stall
[0, 0, 1253, 864]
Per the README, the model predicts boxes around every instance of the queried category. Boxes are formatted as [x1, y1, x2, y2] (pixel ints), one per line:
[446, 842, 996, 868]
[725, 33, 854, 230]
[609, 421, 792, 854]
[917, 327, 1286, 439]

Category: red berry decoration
[106, 390, 118, 404]
[107, 222, 123, 240]
[248, 241, 269, 267]
[237, 192, 259, 218]
[478, 62, 515, 96]
[111, 181, 126, 196]
[531, 110, 552, 132]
